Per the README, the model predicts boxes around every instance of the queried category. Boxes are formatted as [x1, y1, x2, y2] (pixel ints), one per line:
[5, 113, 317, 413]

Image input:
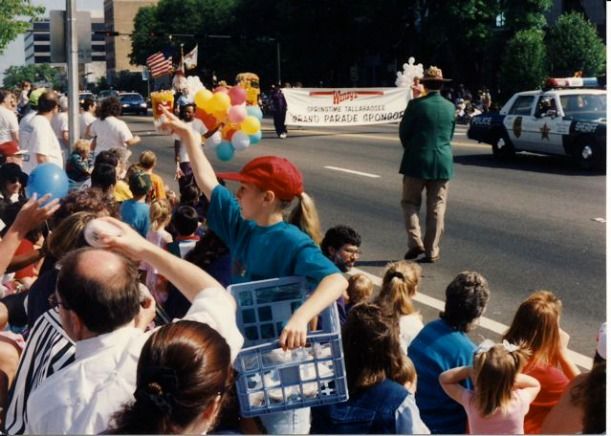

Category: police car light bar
[545, 77, 601, 89]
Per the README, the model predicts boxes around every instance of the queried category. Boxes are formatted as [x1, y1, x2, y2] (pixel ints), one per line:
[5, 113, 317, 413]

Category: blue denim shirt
[311, 379, 409, 434]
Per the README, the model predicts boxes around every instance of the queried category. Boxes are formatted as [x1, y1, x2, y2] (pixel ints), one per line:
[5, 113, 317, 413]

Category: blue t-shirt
[120, 200, 150, 237]
[206, 185, 339, 285]
[408, 318, 476, 434]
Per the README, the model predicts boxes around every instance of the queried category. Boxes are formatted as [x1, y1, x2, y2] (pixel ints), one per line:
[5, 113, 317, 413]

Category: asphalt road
[122, 114, 606, 360]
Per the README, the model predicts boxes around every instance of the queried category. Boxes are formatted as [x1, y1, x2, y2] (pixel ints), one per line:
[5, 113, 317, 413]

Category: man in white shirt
[25, 218, 243, 434]
[0, 89, 19, 143]
[79, 97, 96, 139]
[88, 97, 140, 157]
[20, 91, 64, 174]
[51, 95, 70, 157]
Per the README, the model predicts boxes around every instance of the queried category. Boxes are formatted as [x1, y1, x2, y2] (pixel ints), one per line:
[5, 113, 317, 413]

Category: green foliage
[0, 0, 44, 55]
[2, 64, 62, 89]
[500, 29, 548, 97]
[503, 0, 553, 32]
[547, 12, 606, 77]
[112, 71, 148, 95]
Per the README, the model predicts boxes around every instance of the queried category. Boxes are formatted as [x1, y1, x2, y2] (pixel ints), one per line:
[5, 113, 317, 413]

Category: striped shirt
[4, 309, 75, 434]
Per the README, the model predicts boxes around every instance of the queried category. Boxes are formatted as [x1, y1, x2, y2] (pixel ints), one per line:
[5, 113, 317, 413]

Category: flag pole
[180, 43, 185, 72]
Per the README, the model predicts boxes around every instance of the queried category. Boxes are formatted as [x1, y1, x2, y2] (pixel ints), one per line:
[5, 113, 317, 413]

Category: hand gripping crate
[229, 276, 349, 417]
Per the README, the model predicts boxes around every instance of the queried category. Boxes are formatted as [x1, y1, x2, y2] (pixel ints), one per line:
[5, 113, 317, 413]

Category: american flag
[146, 51, 173, 78]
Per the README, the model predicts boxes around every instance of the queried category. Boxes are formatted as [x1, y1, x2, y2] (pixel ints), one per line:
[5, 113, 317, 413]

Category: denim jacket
[311, 379, 408, 434]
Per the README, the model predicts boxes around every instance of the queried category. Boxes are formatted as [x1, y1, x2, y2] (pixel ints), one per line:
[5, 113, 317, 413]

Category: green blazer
[399, 91, 456, 180]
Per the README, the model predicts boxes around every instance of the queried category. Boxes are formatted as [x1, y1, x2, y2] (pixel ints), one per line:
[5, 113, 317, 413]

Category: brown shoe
[419, 255, 440, 263]
[404, 247, 425, 260]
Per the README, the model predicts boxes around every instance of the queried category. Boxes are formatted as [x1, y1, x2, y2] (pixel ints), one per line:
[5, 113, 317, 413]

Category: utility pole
[66, 0, 80, 145]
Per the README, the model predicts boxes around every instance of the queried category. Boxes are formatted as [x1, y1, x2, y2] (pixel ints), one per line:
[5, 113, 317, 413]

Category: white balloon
[231, 131, 251, 151]
[206, 131, 222, 150]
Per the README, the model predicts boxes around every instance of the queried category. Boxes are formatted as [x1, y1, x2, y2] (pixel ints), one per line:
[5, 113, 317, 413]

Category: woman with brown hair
[311, 303, 429, 434]
[376, 261, 424, 351]
[108, 320, 232, 434]
[502, 290, 580, 434]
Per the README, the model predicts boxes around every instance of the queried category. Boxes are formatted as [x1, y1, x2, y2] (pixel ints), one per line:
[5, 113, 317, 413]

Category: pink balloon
[228, 104, 247, 123]
[228, 86, 247, 105]
[214, 86, 229, 94]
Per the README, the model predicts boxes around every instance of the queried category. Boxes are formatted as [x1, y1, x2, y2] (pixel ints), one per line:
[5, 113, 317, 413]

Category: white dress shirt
[25, 287, 243, 435]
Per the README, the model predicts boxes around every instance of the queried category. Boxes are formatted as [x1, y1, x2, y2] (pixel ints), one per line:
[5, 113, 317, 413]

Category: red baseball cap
[217, 156, 304, 201]
[0, 141, 27, 156]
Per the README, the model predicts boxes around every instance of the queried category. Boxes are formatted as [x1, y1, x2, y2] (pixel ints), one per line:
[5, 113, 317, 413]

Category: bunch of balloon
[192, 85, 263, 161]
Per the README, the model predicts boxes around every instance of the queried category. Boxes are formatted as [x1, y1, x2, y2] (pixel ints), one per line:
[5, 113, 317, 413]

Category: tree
[2, 64, 62, 89]
[503, 0, 552, 32]
[547, 12, 606, 77]
[500, 29, 547, 97]
[0, 0, 44, 54]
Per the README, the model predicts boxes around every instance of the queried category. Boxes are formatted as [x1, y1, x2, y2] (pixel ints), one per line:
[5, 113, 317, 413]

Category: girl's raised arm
[439, 366, 471, 403]
[160, 106, 219, 199]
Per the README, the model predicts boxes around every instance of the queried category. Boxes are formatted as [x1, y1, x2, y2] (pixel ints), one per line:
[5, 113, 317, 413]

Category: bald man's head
[57, 248, 141, 334]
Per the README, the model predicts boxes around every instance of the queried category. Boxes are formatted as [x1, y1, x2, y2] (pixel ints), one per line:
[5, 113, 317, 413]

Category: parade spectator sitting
[0, 89, 19, 143]
[541, 322, 606, 434]
[107, 320, 233, 434]
[120, 171, 152, 237]
[107, 148, 133, 202]
[345, 273, 373, 311]
[79, 97, 96, 139]
[51, 186, 117, 229]
[375, 261, 424, 351]
[139, 150, 166, 201]
[66, 139, 92, 190]
[311, 303, 429, 434]
[580, 358, 606, 433]
[0, 140, 28, 167]
[502, 290, 580, 434]
[408, 271, 490, 434]
[440, 341, 540, 434]
[88, 96, 141, 157]
[320, 224, 362, 272]
[20, 91, 64, 174]
[167, 205, 200, 259]
[24, 218, 243, 434]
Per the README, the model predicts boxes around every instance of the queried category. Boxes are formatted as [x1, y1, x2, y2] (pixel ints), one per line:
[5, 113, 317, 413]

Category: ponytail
[377, 261, 422, 316]
[287, 192, 322, 245]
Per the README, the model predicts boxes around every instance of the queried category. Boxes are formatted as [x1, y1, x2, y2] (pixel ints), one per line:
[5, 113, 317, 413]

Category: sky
[0, 0, 104, 84]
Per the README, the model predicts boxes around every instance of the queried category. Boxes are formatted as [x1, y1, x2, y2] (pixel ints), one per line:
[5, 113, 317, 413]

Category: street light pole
[66, 0, 80, 144]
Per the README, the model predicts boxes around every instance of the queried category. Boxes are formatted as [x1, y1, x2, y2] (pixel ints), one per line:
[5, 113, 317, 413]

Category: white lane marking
[324, 166, 381, 178]
[350, 267, 593, 370]
[592, 217, 606, 223]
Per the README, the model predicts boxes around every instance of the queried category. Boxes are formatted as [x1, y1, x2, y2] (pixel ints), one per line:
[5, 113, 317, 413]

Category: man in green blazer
[399, 66, 455, 263]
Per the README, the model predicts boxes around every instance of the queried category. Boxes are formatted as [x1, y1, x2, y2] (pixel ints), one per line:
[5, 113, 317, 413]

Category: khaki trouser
[400, 176, 449, 258]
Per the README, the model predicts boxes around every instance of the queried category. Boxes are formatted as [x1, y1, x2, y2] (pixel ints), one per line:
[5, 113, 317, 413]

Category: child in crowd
[139, 150, 166, 202]
[345, 273, 373, 311]
[159, 106, 346, 434]
[502, 290, 580, 434]
[66, 139, 91, 191]
[376, 261, 424, 351]
[167, 205, 200, 259]
[311, 303, 428, 434]
[144, 199, 173, 304]
[109, 148, 132, 202]
[120, 172, 151, 237]
[439, 340, 541, 434]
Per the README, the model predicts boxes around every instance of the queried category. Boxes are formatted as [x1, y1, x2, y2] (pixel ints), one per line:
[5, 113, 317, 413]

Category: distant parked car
[118, 92, 148, 115]
[97, 89, 119, 100]
[79, 92, 96, 106]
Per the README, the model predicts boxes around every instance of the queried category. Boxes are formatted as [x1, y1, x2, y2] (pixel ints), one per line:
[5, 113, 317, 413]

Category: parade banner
[284, 87, 409, 126]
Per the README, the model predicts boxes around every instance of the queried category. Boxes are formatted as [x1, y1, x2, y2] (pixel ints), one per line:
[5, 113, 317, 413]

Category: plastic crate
[229, 276, 349, 418]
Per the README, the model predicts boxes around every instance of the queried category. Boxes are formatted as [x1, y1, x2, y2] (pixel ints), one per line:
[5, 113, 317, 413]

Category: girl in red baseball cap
[160, 107, 347, 352]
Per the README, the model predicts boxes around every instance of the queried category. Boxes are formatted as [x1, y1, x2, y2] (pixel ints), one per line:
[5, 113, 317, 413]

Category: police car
[467, 77, 606, 169]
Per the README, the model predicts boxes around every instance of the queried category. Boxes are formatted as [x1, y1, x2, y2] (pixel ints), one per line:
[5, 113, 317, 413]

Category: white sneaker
[279, 133, 287, 139]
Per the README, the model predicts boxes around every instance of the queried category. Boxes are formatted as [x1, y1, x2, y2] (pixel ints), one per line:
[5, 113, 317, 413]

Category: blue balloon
[216, 141, 235, 161]
[25, 163, 69, 202]
[246, 105, 263, 121]
[249, 130, 262, 145]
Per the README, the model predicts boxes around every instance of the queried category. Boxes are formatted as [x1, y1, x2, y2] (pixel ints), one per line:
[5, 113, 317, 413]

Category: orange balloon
[194, 108, 218, 130]
[214, 109, 228, 123]
[222, 124, 237, 141]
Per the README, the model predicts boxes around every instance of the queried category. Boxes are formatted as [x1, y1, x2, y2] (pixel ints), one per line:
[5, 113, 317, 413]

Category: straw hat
[421, 66, 452, 82]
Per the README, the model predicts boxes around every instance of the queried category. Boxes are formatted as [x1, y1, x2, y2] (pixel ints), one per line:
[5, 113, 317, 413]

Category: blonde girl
[144, 199, 173, 303]
[439, 340, 540, 434]
[376, 261, 423, 351]
[502, 290, 580, 434]
[159, 106, 347, 434]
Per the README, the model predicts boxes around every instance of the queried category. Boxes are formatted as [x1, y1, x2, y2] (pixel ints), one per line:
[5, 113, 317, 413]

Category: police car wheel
[574, 142, 595, 170]
[492, 132, 515, 160]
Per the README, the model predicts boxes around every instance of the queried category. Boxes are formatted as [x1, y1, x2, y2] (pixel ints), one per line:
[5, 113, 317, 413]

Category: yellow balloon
[201, 97, 216, 113]
[210, 92, 231, 113]
[194, 89, 213, 108]
[240, 116, 261, 135]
